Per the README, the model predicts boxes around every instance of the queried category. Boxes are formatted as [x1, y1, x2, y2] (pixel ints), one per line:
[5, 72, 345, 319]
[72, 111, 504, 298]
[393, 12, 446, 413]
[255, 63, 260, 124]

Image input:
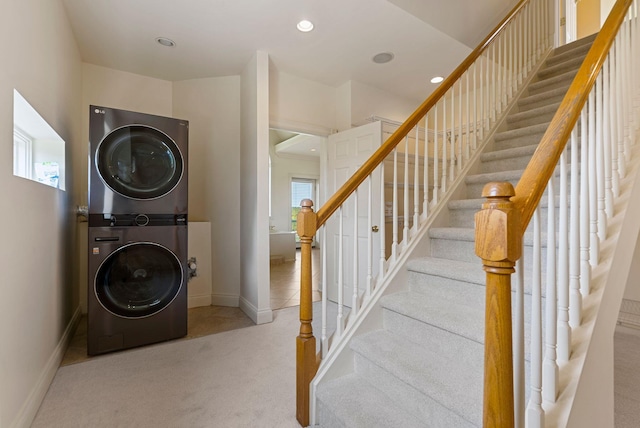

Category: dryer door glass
[96, 125, 183, 199]
[95, 243, 183, 318]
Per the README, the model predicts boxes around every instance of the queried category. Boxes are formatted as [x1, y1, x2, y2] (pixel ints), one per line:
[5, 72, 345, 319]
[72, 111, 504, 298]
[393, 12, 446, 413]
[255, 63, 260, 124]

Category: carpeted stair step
[351, 330, 482, 426]
[518, 85, 569, 110]
[493, 122, 549, 149]
[537, 55, 587, 79]
[527, 69, 579, 96]
[507, 101, 562, 130]
[316, 373, 427, 428]
[479, 143, 538, 172]
[545, 38, 594, 66]
[552, 32, 597, 56]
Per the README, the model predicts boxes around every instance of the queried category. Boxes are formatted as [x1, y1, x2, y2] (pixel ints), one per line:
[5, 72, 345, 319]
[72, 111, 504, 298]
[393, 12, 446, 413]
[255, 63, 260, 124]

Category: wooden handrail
[513, 0, 633, 231]
[315, 0, 532, 229]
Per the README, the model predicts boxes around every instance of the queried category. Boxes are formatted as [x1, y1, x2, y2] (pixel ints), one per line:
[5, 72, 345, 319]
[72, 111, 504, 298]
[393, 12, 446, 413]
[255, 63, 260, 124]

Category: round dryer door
[96, 125, 183, 200]
[95, 242, 183, 318]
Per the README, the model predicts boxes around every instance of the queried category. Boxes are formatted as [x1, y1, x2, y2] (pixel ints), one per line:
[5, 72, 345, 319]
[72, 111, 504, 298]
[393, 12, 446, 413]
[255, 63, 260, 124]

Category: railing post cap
[482, 182, 515, 199]
[301, 199, 314, 208]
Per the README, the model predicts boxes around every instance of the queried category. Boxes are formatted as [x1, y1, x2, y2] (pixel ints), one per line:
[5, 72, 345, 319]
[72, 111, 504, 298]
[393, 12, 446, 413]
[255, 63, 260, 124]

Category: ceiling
[61, 0, 517, 157]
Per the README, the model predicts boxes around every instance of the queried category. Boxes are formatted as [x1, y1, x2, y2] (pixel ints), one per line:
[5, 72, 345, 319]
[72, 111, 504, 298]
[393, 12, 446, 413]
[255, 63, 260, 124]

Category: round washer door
[96, 125, 183, 200]
[95, 242, 183, 318]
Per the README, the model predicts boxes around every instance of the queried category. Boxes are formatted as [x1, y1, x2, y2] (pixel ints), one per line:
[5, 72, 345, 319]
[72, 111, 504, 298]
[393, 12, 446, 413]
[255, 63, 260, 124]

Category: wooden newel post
[296, 199, 319, 427]
[474, 182, 521, 428]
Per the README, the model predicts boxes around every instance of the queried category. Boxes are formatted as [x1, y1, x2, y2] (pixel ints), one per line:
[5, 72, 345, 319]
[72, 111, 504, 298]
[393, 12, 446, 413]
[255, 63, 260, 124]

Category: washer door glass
[96, 125, 183, 199]
[95, 243, 183, 318]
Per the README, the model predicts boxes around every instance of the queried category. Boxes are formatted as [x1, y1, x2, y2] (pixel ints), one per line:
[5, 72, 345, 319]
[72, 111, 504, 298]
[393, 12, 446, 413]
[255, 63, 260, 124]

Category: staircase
[315, 34, 598, 427]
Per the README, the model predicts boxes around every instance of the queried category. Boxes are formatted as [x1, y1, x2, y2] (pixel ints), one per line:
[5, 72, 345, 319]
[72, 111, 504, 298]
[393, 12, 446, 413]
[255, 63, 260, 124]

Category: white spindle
[596, 74, 607, 242]
[616, 39, 627, 178]
[434, 105, 440, 204]
[569, 127, 582, 328]
[557, 149, 570, 362]
[366, 176, 372, 298]
[321, 226, 328, 356]
[414, 125, 420, 229]
[543, 175, 558, 403]
[392, 148, 399, 261]
[450, 89, 455, 182]
[603, 57, 614, 218]
[379, 162, 386, 280]
[473, 63, 478, 150]
[588, 91, 600, 266]
[352, 189, 359, 318]
[526, 207, 544, 426]
[610, 46, 621, 197]
[466, 71, 471, 160]
[580, 107, 591, 297]
[404, 137, 410, 241]
[442, 96, 448, 194]
[337, 208, 344, 338]
[423, 116, 430, 218]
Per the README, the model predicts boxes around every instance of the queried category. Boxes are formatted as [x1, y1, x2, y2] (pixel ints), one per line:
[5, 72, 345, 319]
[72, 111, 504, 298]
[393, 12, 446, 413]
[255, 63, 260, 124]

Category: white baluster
[569, 127, 582, 328]
[527, 207, 544, 426]
[580, 107, 591, 297]
[603, 57, 614, 218]
[337, 207, 344, 338]
[616, 39, 627, 178]
[392, 148, 399, 261]
[404, 136, 410, 243]
[557, 149, 570, 362]
[466, 71, 471, 160]
[543, 175, 558, 403]
[596, 73, 607, 242]
[442, 96, 448, 194]
[366, 176, 372, 298]
[450, 89, 455, 182]
[379, 162, 386, 279]
[423, 115, 430, 218]
[434, 104, 440, 204]
[414, 125, 420, 228]
[610, 46, 621, 198]
[588, 91, 600, 266]
[352, 190, 359, 318]
[473, 63, 478, 150]
[321, 226, 328, 356]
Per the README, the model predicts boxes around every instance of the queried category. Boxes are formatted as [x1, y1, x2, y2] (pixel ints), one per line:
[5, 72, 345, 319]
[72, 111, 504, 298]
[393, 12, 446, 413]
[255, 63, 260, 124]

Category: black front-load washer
[88, 105, 189, 215]
[87, 223, 187, 355]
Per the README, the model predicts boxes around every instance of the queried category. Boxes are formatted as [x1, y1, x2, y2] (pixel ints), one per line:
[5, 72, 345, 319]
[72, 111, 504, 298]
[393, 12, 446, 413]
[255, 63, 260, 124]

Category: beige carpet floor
[615, 325, 640, 428]
[32, 306, 302, 428]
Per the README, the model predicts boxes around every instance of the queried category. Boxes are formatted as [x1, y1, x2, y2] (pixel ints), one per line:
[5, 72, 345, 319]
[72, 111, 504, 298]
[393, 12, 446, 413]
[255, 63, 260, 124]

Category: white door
[325, 121, 382, 307]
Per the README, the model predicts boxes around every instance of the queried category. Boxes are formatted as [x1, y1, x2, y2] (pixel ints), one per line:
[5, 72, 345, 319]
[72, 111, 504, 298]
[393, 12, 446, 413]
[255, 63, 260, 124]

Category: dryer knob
[135, 214, 150, 226]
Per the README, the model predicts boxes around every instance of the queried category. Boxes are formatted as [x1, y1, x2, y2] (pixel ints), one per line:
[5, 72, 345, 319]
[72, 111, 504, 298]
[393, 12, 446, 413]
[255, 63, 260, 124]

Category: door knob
[372, 225, 379, 233]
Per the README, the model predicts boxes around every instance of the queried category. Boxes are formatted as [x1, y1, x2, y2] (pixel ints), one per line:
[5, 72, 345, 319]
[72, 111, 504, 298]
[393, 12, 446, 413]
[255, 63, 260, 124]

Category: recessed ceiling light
[310, 148, 317, 152]
[431, 76, 444, 83]
[156, 37, 176, 47]
[372, 52, 394, 64]
[297, 20, 314, 32]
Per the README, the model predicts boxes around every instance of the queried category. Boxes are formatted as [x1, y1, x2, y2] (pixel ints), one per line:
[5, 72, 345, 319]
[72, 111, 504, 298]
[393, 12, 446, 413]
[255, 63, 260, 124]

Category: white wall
[0, 0, 82, 426]
[269, 70, 337, 136]
[241, 52, 273, 324]
[349, 80, 420, 126]
[173, 76, 242, 307]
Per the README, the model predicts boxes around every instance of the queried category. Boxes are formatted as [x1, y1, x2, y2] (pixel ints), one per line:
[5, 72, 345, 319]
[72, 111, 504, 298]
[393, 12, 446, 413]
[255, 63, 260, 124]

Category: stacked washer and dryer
[87, 106, 189, 355]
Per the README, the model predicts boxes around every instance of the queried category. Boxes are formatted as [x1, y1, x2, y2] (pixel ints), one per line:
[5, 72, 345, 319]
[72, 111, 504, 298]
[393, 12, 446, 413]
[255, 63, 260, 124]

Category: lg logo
[94, 108, 106, 114]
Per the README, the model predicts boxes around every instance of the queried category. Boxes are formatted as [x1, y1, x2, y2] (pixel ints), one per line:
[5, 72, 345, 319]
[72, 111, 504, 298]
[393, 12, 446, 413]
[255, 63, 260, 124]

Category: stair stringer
[308, 45, 555, 427]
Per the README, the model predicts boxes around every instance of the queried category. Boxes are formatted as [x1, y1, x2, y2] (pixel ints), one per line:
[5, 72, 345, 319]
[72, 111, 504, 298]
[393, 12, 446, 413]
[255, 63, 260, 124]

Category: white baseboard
[211, 293, 240, 307]
[239, 296, 273, 325]
[11, 307, 82, 428]
[188, 294, 212, 308]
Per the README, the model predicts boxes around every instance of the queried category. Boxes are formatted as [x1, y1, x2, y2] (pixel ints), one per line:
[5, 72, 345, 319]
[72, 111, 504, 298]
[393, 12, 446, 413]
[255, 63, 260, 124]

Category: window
[291, 178, 316, 243]
[13, 89, 65, 190]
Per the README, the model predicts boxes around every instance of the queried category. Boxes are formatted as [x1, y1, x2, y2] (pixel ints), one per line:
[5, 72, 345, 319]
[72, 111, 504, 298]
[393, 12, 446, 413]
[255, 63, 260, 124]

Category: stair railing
[475, 0, 639, 426]
[296, 0, 552, 425]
